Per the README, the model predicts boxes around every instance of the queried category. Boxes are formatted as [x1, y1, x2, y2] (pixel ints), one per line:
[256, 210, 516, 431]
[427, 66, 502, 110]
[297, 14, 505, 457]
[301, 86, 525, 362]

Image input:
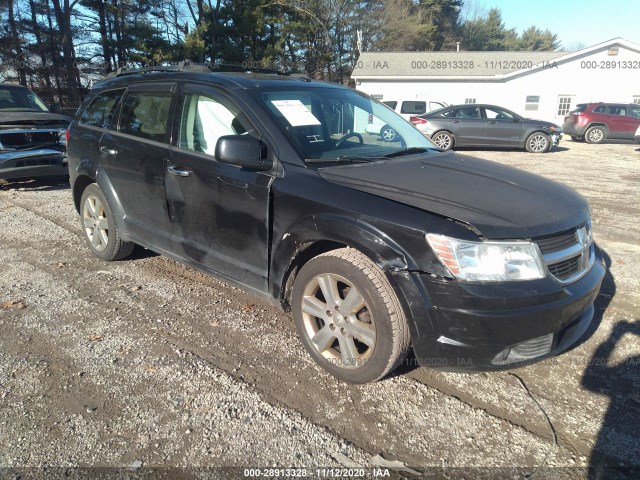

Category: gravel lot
[1, 139, 639, 478]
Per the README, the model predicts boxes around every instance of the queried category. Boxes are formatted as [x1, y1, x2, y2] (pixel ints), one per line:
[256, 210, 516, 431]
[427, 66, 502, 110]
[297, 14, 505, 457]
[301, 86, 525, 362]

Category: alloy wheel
[82, 194, 109, 252]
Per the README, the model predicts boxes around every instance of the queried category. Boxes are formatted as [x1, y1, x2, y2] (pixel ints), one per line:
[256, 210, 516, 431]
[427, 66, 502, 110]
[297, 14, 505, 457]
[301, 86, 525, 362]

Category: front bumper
[391, 245, 606, 371]
[0, 148, 68, 180]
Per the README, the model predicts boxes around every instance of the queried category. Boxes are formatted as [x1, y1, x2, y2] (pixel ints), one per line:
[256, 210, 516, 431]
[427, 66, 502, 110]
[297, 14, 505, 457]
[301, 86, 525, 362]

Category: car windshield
[0, 85, 49, 112]
[253, 86, 437, 162]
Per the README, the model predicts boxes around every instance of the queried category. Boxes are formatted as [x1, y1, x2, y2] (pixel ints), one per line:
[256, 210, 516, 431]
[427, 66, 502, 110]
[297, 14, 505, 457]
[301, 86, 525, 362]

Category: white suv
[365, 99, 448, 141]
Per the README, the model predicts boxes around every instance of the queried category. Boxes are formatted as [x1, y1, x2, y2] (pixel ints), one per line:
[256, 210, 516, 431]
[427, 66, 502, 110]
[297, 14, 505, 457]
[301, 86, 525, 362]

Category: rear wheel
[291, 248, 411, 383]
[380, 125, 397, 142]
[585, 126, 606, 144]
[431, 131, 454, 151]
[80, 184, 134, 261]
[525, 132, 550, 153]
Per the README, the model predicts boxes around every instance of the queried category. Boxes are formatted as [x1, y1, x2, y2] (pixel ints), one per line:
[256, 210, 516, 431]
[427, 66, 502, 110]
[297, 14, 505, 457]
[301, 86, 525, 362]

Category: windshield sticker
[270, 99, 321, 127]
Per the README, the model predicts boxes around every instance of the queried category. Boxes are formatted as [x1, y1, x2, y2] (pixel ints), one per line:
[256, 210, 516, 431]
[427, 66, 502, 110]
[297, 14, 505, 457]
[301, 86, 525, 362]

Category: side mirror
[215, 135, 272, 171]
[50, 103, 63, 113]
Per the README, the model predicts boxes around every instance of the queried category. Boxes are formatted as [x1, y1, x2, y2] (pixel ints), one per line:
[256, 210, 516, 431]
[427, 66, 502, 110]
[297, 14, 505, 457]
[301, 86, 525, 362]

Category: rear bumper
[391, 245, 605, 371]
[0, 149, 68, 180]
[562, 123, 587, 137]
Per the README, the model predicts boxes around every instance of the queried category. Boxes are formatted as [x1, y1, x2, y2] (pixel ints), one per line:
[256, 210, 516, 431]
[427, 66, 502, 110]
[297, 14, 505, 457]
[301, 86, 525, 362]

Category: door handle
[100, 146, 118, 155]
[452, 120, 461, 123]
[488, 121, 497, 124]
[167, 165, 191, 177]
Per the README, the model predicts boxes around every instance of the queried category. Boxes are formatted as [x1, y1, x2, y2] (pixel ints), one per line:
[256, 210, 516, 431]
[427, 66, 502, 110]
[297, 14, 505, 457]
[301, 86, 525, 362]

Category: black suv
[0, 83, 70, 180]
[67, 65, 605, 383]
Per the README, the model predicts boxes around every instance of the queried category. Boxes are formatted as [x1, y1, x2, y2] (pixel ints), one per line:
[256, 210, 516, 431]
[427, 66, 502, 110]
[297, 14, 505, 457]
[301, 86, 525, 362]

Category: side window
[628, 106, 640, 118]
[383, 101, 398, 110]
[485, 107, 513, 121]
[455, 107, 481, 119]
[79, 89, 125, 129]
[400, 101, 426, 115]
[606, 105, 626, 116]
[178, 93, 253, 155]
[593, 106, 606, 113]
[119, 92, 172, 142]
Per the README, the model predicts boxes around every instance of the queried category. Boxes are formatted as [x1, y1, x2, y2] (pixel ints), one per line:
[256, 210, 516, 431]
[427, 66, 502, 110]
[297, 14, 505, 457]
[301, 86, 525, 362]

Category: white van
[364, 99, 448, 141]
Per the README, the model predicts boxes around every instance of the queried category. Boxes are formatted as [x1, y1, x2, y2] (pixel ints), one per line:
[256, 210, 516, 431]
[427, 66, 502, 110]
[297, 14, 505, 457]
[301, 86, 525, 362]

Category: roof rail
[103, 60, 301, 79]
[106, 60, 211, 78]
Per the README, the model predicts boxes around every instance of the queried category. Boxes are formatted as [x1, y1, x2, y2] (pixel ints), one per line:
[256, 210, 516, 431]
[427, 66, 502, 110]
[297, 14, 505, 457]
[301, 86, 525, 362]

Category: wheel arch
[271, 215, 411, 309]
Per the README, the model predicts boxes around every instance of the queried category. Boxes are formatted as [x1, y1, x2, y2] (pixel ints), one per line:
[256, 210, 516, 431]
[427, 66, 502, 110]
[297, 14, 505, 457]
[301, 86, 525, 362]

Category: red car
[562, 102, 640, 144]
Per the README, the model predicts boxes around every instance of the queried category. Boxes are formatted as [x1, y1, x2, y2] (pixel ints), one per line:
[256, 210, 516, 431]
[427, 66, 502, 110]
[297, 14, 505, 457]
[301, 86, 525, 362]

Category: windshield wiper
[306, 155, 380, 164]
[383, 147, 432, 158]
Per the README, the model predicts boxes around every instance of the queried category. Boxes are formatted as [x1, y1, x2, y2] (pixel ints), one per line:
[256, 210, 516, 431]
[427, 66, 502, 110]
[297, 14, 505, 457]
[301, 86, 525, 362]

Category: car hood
[0, 112, 71, 129]
[318, 152, 589, 239]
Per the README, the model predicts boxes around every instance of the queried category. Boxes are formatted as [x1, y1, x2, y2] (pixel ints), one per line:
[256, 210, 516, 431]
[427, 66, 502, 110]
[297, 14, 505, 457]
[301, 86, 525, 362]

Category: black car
[66, 65, 604, 383]
[0, 83, 70, 180]
[410, 104, 563, 153]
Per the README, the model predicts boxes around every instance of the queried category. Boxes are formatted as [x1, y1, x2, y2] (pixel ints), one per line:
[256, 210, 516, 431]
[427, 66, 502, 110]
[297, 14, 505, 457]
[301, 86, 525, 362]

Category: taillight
[65, 129, 70, 145]
[410, 116, 427, 125]
[368, 114, 373, 124]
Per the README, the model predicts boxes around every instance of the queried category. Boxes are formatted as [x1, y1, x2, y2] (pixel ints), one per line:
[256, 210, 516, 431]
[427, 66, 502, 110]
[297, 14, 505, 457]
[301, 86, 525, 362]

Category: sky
[463, 0, 640, 50]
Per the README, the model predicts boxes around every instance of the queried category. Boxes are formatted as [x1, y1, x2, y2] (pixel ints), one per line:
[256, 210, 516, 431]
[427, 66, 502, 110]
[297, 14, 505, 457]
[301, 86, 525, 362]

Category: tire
[431, 131, 454, 151]
[525, 132, 550, 153]
[585, 126, 606, 144]
[80, 183, 134, 261]
[291, 248, 411, 384]
[380, 125, 397, 142]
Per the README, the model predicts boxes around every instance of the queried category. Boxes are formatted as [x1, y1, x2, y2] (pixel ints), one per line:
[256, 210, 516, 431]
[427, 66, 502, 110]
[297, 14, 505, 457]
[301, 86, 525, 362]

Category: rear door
[99, 82, 176, 250]
[441, 106, 485, 145]
[164, 83, 274, 290]
[604, 105, 632, 138]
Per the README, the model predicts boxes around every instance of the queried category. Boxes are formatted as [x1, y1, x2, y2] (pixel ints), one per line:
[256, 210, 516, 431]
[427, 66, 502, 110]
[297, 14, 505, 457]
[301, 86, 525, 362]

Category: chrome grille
[534, 223, 594, 284]
[536, 230, 578, 254]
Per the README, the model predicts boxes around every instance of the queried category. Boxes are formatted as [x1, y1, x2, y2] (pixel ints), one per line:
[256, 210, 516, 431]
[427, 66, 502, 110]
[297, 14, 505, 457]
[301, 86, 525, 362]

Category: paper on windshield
[271, 100, 321, 127]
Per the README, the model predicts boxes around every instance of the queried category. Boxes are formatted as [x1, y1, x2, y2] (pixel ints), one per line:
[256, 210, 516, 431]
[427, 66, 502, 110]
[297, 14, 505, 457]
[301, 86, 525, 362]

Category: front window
[0, 85, 49, 112]
[254, 87, 437, 162]
[484, 107, 516, 121]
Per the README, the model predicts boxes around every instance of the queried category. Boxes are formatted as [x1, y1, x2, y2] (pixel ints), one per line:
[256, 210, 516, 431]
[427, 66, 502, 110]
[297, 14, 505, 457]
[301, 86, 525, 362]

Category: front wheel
[291, 248, 411, 383]
[525, 132, 550, 153]
[80, 184, 134, 261]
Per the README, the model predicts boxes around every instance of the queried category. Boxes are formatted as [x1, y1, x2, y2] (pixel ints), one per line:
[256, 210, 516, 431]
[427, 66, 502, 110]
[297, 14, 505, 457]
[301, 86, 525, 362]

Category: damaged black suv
[67, 64, 605, 383]
[0, 83, 69, 180]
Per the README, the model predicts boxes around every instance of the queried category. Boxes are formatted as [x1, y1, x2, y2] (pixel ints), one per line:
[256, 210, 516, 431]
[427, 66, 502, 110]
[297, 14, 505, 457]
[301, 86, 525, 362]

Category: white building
[351, 38, 640, 123]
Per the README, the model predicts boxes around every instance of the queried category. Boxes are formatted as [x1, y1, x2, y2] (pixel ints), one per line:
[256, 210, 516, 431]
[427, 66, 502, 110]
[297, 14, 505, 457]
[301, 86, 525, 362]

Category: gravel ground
[0, 139, 638, 478]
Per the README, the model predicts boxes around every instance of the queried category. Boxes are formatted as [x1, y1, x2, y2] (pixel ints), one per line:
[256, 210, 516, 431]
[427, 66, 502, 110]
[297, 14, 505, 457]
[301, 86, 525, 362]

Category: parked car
[0, 83, 70, 180]
[562, 102, 640, 143]
[365, 98, 448, 142]
[636, 124, 640, 144]
[410, 104, 562, 153]
[67, 65, 604, 383]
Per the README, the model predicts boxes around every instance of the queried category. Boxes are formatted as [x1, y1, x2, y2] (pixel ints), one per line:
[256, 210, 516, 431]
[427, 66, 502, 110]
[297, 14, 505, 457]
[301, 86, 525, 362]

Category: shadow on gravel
[128, 244, 160, 261]
[0, 176, 69, 191]
[580, 249, 640, 478]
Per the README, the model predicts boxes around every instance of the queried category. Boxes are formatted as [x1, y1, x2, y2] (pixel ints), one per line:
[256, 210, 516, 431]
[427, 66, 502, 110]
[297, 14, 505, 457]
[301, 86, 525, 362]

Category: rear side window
[401, 101, 426, 115]
[119, 92, 172, 142]
[383, 101, 398, 109]
[571, 104, 587, 113]
[79, 89, 125, 129]
[606, 105, 627, 116]
[593, 106, 606, 113]
[454, 107, 481, 119]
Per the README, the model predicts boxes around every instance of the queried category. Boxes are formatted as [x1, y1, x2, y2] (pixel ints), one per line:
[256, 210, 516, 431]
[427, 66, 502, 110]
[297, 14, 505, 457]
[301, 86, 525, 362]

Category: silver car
[410, 104, 563, 153]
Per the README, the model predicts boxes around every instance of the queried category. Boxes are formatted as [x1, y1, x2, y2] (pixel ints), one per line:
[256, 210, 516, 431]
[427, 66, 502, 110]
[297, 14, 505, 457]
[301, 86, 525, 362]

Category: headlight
[58, 131, 67, 146]
[426, 234, 546, 282]
[548, 125, 562, 133]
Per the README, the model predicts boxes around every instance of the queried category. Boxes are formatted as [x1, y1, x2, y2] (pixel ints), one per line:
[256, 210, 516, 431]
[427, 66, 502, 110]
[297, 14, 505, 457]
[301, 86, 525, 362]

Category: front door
[164, 84, 273, 291]
[482, 106, 524, 147]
